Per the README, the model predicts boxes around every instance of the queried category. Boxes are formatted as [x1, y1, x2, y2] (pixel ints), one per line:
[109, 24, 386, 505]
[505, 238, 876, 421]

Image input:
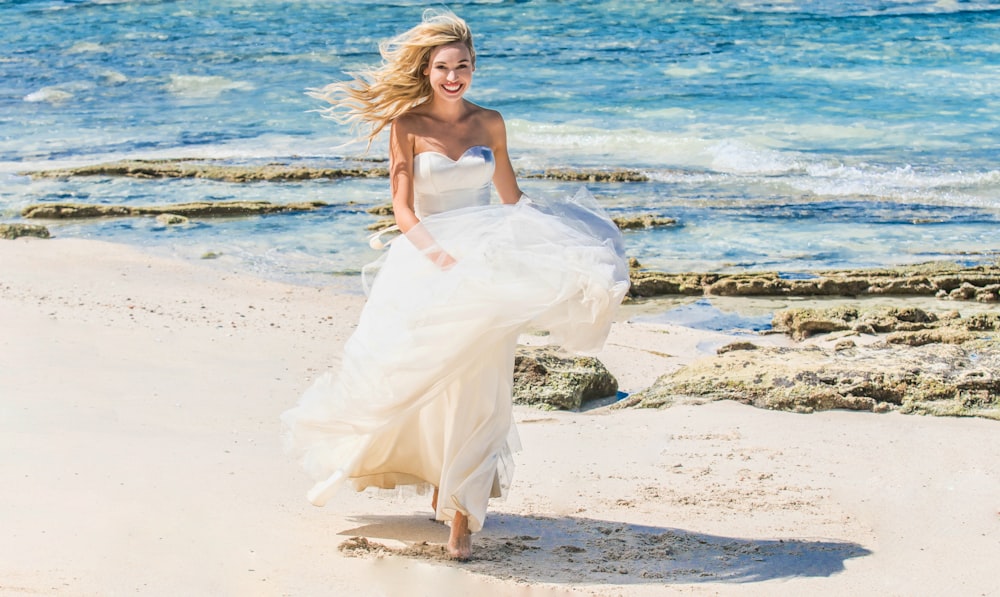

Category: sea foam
[165, 75, 255, 99]
[23, 87, 73, 104]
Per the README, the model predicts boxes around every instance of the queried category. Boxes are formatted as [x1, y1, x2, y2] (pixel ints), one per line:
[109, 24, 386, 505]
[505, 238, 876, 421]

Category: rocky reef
[612, 214, 677, 230]
[619, 304, 1000, 420]
[21, 159, 655, 184]
[628, 261, 1000, 302]
[22, 159, 388, 182]
[522, 168, 649, 183]
[771, 304, 1000, 343]
[366, 203, 675, 232]
[21, 200, 328, 220]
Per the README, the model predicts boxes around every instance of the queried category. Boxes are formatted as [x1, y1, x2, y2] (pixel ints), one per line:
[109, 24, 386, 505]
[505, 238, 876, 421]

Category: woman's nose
[446, 70, 458, 81]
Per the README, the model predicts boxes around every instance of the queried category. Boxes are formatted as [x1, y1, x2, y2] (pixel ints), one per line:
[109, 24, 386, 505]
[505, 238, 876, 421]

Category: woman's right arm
[389, 118, 420, 234]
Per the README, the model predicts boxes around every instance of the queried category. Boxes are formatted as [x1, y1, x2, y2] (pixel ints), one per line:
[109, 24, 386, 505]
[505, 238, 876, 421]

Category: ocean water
[2, 0, 999, 286]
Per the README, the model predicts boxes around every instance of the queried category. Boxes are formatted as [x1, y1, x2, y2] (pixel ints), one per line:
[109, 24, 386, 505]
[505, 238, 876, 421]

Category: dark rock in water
[526, 168, 649, 182]
[613, 214, 677, 230]
[23, 204, 134, 219]
[621, 341, 1000, 420]
[0, 223, 51, 240]
[366, 218, 396, 231]
[22, 159, 389, 182]
[513, 346, 618, 410]
[23, 160, 655, 184]
[22, 200, 328, 220]
[155, 213, 189, 226]
[628, 262, 1000, 300]
[373, 206, 676, 234]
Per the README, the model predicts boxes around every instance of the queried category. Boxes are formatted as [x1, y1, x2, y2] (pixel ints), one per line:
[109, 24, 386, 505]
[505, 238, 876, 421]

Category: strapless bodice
[413, 145, 494, 218]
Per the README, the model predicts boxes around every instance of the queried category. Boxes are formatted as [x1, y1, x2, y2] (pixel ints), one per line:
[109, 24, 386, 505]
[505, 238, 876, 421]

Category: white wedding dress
[281, 146, 629, 533]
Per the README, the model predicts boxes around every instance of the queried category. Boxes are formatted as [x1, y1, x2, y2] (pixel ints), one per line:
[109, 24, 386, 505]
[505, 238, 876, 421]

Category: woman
[282, 10, 629, 560]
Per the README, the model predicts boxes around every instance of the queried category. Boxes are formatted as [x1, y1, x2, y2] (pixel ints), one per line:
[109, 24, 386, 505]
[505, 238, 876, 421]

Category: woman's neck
[423, 98, 471, 124]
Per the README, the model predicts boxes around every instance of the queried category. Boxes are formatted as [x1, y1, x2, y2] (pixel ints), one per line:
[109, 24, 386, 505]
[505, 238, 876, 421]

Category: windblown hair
[308, 9, 476, 146]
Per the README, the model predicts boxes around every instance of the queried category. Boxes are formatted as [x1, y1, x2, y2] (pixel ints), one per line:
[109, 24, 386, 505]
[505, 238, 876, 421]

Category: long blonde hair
[309, 9, 476, 146]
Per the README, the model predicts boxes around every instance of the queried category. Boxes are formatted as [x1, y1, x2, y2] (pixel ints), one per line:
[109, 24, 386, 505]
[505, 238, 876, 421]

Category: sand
[2, 237, 998, 597]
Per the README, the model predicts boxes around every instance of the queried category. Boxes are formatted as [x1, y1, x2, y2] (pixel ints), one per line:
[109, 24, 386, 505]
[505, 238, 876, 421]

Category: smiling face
[424, 42, 474, 102]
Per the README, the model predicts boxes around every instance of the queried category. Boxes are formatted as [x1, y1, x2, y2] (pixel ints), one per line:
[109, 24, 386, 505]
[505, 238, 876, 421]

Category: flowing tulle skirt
[281, 189, 629, 532]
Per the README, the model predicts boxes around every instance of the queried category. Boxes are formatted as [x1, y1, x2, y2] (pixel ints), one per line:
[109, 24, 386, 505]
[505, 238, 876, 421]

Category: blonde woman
[282, 10, 629, 560]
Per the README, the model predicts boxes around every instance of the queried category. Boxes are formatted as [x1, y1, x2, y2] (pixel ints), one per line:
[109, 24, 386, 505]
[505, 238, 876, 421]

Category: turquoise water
[2, 0, 999, 284]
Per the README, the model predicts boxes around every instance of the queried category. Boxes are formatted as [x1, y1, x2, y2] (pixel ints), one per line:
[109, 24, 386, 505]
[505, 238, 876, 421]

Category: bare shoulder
[477, 106, 506, 127]
[459, 101, 502, 124]
[389, 114, 417, 160]
[390, 112, 426, 152]
[392, 112, 420, 134]
[470, 107, 507, 143]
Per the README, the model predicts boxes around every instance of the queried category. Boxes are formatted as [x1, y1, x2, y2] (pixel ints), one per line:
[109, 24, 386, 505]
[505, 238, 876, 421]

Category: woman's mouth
[442, 82, 463, 94]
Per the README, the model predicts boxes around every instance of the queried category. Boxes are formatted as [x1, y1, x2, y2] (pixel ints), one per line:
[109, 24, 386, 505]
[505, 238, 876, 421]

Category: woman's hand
[426, 248, 457, 270]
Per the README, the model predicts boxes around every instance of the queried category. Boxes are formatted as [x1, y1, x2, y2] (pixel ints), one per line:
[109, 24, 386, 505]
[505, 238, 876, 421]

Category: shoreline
[17, 157, 651, 184]
[2, 237, 999, 596]
[8, 157, 999, 287]
[5, 221, 998, 302]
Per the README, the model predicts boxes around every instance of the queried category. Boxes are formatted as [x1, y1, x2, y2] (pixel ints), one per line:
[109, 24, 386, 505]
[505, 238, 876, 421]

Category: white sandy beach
[2, 237, 998, 597]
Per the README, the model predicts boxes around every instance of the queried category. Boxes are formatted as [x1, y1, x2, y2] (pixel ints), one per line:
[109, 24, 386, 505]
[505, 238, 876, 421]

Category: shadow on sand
[338, 511, 871, 585]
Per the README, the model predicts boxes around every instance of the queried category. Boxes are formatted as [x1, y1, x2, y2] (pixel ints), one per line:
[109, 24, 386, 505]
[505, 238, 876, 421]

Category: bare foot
[431, 487, 438, 513]
[447, 511, 472, 561]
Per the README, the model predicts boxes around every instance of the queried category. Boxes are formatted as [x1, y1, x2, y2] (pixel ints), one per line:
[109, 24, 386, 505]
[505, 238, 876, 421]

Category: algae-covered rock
[364, 200, 680, 232]
[366, 218, 397, 231]
[23, 204, 134, 219]
[22, 200, 328, 220]
[624, 342, 1000, 420]
[612, 214, 677, 230]
[772, 305, 999, 341]
[527, 168, 649, 182]
[0, 223, 50, 240]
[628, 271, 714, 297]
[627, 262, 1000, 300]
[22, 159, 389, 182]
[716, 341, 758, 354]
[886, 328, 975, 346]
[771, 306, 859, 340]
[155, 213, 189, 225]
[24, 160, 656, 184]
[974, 284, 999, 303]
[512, 346, 618, 410]
[965, 312, 1000, 331]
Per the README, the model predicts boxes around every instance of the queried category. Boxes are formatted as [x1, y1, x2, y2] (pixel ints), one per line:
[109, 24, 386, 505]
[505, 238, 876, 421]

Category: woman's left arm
[487, 111, 523, 204]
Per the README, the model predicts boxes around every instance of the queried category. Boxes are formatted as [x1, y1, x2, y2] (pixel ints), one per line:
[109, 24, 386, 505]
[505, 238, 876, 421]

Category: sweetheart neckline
[414, 145, 492, 163]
